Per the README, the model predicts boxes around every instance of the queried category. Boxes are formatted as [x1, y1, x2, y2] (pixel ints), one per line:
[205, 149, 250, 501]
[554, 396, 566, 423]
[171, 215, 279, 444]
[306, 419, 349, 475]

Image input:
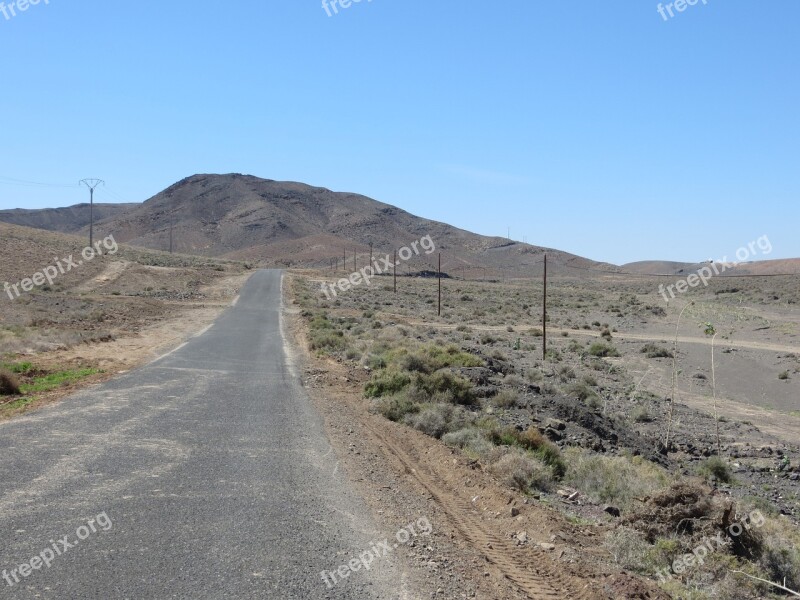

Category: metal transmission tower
[79, 179, 104, 247]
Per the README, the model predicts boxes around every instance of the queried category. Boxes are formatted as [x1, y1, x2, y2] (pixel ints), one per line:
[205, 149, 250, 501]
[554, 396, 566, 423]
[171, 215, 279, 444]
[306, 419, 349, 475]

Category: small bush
[697, 457, 734, 484]
[442, 427, 494, 458]
[631, 406, 654, 423]
[0, 369, 21, 396]
[641, 343, 673, 359]
[779, 370, 790, 380]
[759, 523, 800, 592]
[365, 370, 411, 398]
[412, 371, 476, 406]
[605, 527, 652, 573]
[489, 449, 553, 492]
[565, 382, 597, 402]
[588, 342, 620, 358]
[309, 330, 346, 352]
[404, 403, 470, 439]
[514, 427, 547, 451]
[492, 389, 519, 408]
[558, 366, 576, 382]
[564, 449, 670, 510]
[373, 396, 419, 422]
[488, 427, 566, 478]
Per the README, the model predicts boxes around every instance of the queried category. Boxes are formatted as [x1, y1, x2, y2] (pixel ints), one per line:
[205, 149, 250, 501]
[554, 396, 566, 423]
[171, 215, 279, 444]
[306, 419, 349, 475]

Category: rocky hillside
[74, 173, 612, 276]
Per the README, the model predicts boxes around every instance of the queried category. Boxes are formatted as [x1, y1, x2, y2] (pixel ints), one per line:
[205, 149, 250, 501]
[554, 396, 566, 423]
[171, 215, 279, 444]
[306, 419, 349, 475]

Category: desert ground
[289, 264, 800, 600]
[2, 222, 798, 599]
[0, 222, 251, 420]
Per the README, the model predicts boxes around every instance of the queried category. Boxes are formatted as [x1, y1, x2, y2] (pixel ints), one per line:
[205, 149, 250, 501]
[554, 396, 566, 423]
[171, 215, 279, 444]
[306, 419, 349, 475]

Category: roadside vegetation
[292, 271, 800, 599]
[0, 360, 102, 419]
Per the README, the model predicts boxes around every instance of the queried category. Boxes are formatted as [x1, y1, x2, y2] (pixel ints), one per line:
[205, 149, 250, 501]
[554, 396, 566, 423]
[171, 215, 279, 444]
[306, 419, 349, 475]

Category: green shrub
[365, 370, 412, 398]
[309, 329, 346, 352]
[412, 371, 476, 406]
[588, 342, 620, 358]
[487, 427, 566, 479]
[697, 456, 734, 484]
[398, 344, 483, 374]
[641, 343, 673, 359]
[1, 362, 33, 374]
[373, 396, 419, 422]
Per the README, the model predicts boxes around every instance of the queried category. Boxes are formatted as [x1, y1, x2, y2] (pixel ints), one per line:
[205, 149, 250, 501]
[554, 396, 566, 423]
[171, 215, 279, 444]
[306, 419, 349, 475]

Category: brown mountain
[79, 173, 610, 277]
[0, 203, 137, 234]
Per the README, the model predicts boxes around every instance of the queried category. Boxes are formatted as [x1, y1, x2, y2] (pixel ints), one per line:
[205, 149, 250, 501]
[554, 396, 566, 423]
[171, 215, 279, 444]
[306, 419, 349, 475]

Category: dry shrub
[491, 389, 519, 408]
[0, 369, 20, 396]
[489, 448, 553, 492]
[565, 448, 671, 512]
[403, 403, 470, 439]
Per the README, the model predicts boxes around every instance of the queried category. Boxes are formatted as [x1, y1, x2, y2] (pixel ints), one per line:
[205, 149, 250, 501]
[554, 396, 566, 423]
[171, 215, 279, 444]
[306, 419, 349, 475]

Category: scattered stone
[538, 543, 556, 551]
[546, 418, 566, 431]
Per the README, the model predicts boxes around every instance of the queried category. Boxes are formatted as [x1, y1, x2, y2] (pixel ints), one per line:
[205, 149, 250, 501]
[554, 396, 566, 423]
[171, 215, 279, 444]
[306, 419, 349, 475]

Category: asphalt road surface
[0, 270, 404, 599]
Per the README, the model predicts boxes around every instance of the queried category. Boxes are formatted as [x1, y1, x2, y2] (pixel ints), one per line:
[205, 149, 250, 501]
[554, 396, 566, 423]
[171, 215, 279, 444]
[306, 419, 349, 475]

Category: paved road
[0, 270, 402, 599]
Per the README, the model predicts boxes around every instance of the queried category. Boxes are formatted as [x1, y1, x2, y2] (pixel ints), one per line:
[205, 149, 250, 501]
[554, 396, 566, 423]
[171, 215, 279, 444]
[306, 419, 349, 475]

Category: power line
[95, 186, 131, 203]
[0, 175, 79, 189]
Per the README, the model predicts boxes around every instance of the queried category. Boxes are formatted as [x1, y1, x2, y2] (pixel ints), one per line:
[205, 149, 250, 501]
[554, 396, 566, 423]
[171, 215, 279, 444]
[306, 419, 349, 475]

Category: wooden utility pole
[369, 242, 373, 266]
[437, 253, 442, 317]
[353, 250, 356, 273]
[542, 253, 548, 360]
[393, 249, 397, 293]
[343, 248, 346, 273]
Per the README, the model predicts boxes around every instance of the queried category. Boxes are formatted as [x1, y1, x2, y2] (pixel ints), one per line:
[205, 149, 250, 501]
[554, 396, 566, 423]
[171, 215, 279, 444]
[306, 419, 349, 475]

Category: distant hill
[0, 203, 137, 234]
[72, 173, 612, 277]
[622, 259, 800, 276]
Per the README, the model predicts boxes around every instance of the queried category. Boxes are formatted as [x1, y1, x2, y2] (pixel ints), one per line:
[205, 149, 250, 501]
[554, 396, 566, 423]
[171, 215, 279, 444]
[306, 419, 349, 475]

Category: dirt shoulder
[282, 273, 667, 600]
[0, 271, 250, 420]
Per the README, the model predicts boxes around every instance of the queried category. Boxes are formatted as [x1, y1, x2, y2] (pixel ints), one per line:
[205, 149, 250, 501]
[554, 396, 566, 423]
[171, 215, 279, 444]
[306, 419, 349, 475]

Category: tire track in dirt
[361, 419, 599, 600]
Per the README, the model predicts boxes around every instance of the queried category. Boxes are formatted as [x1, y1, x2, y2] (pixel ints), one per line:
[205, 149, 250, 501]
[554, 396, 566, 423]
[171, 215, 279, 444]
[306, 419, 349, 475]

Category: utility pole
[542, 253, 548, 361]
[393, 249, 397, 294]
[438, 253, 442, 317]
[369, 242, 373, 266]
[168, 195, 174, 253]
[79, 179, 104, 247]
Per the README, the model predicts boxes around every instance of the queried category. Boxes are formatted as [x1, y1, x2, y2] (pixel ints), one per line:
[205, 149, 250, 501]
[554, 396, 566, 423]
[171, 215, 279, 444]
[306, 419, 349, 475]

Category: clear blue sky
[1, 1, 797, 265]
